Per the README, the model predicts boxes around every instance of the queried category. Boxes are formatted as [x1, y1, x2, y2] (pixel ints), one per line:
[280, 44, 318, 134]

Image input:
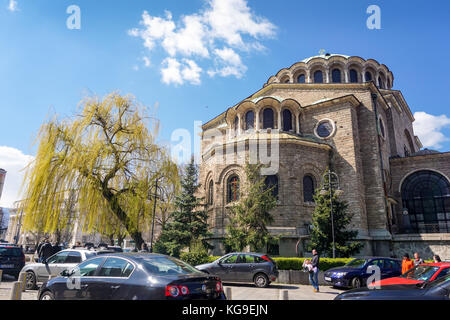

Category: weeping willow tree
[21, 93, 179, 249]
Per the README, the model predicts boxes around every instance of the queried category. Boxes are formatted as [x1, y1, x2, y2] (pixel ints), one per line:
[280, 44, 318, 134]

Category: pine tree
[155, 157, 212, 257]
[224, 164, 277, 252]
[309, 170, 363, 257]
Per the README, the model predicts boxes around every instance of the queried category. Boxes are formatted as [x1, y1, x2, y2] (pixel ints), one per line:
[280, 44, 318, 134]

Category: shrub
[180, 251, 210, 266]
[273, 257, 353, 271]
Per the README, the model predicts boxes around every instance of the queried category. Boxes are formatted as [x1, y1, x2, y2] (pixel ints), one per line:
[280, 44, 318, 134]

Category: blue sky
[1, 0, 450, 207]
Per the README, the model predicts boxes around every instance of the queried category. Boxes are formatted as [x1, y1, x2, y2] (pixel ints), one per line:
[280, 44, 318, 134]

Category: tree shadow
[223, 282, 300, 290]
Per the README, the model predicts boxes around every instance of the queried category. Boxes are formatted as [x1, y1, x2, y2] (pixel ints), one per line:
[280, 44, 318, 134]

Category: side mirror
[61, 270, 70, 277]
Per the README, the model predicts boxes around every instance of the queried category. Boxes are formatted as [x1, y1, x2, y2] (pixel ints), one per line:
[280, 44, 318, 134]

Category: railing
[394, 223, 449, 234]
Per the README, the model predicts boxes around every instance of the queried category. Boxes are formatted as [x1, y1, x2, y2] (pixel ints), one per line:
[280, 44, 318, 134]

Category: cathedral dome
[265, 54, 394, 89]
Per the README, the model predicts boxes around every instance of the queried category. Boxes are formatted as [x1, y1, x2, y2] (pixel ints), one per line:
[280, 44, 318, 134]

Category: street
[0, 274, 344, 301]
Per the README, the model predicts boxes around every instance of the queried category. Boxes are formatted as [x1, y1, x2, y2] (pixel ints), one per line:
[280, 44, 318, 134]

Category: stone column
[295, 113, 300, 134]
[278, 109, 282, 130]
[255, 110, 260, 132]
[325, 70, 330, 83]
[344, 68, 349, 83]
[238, 114, 242, 135]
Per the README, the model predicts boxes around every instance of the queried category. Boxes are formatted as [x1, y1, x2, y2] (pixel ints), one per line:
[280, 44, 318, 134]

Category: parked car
[37, 253, 226, 300]
[335, 274, 450, 300]
[21, 249, 99, 290]
[324, 257, 402, 289]
[0, 245, 25, 279]
[369, 263, 450, 288]
[195, 253, 278, 288]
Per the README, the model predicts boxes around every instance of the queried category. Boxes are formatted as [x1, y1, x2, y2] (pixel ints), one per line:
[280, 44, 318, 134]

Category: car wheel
[254, 273, 269, 288]
[25, 271, 38, 290]
[351, 277, 362, 289]
[40, 291, 55, 301]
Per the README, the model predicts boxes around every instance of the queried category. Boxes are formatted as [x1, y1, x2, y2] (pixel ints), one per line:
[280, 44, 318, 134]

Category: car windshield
[401, 265, 440, 281]
[141, 256, 203, 276]
[426, 274, 450, 289]
[345, 259, 368, 268]
[0, 247, 21, 256]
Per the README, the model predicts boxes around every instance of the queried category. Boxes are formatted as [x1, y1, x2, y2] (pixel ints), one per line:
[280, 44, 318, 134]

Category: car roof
[422, 262, 450, 267]
[352, 256, 401, 261]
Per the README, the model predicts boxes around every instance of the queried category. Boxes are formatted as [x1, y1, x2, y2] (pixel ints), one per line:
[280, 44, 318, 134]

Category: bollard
[19, 272, 26, 292]
[225, 287, 232, 300]
[9, 281, 22, 300]
[0, 270, 3, 283]
[279, 290, 289, 300]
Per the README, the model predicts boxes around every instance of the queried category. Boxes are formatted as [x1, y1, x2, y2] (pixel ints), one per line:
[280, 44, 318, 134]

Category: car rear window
[401, 265, 440, 281]
[141, 256, 203, 276]
[0, 247, 22, 256]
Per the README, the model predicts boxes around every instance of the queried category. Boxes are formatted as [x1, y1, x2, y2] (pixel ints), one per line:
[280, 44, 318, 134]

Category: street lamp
[149, 178, 162, 253]
[320, 170, 343, 259]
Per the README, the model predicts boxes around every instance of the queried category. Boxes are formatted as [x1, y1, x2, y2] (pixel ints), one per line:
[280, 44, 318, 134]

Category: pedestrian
[433, 255, 442, 263]
[36, 238, 45, 262]
[72, 241, 82, 249]
[413, 252, 424, 266]
[140, 243, 149, 252]
[309, 249, 320, 293]
[402, 253, 415, 274]
[52, 241, 62, 255]
[38, 238, 54, 263]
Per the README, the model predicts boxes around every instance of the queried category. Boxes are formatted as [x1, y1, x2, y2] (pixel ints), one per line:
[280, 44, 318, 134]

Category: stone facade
[199, 54, 450, 259]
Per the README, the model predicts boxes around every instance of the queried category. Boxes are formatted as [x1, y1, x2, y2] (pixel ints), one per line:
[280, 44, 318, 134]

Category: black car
[324, 257, 402, 288]
[195, 253, 279, 288]
[335, 274, 450, 300]
[0, 245, 25, 279]
[37, 253, 226, 300]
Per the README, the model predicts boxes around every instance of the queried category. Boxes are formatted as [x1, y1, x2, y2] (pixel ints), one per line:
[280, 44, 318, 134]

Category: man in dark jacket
[310, 249, 320, 293]
[38, 238, 54, 263]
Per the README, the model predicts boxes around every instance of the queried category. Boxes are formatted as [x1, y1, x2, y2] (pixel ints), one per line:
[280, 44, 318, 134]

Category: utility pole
[149, 179, 159, 253]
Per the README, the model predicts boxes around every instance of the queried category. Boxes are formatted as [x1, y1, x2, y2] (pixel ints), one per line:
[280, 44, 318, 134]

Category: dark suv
[196, 253, 278, 288]
[0, 245, 25, 279]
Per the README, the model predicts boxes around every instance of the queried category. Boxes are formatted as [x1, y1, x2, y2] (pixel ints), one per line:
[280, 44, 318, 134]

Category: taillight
[165, 285, 189, 297]
[215, 281, 223, 292]
[261, 255, 271, 263]
[165, 285, 180, 297]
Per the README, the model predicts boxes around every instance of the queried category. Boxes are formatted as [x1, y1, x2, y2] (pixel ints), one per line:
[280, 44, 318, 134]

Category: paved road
[1, 276, 345, 300]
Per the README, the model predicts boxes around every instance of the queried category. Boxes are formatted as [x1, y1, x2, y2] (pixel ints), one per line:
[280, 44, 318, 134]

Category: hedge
[180, 254, 352, 271]
[272, 257, 353, 271]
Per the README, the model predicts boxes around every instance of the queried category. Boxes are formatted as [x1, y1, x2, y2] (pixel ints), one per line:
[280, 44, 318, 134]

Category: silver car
[21, 249, 98, 290]
[195, 253, 279, 288]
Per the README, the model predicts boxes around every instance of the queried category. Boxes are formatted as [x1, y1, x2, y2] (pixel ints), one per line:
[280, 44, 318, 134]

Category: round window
[316, 120, 335, 138]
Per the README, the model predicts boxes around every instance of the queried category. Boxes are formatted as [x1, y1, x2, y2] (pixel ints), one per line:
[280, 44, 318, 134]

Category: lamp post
[149, 178, 161, 253]
[320, 170, 343, 259]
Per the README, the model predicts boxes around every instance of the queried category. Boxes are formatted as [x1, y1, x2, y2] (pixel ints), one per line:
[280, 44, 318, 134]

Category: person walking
[51, 241, 62, 255]
[413, 252, 424, 266]
[309, 249, 320, 293]
[38, 238, 54, 263]
[433, 255, 442, 263]
[402, 254, 415, 274]
[139, 243, 149, 253]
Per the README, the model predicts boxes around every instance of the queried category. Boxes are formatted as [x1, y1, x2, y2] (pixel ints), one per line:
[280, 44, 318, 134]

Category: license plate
[0, 264, 14, 269]
[324, 277, 332, 282]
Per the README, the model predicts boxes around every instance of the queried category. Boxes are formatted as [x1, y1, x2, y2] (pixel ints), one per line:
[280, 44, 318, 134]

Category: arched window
[365, 72, 372, 82]
[245, 111, 255, 130]
[234, 116, 239, 135]
[314, 70, 323, 83]
[227, 176, 240, 203]
[282, 109, 293, 131]
[303, 175, 315, 203]
[297, 74, 306, 83]
[265, 175, 279, 198]
[263, 108, 274, 129]
[401, 170, 450, 233]
[208, 180, 214, 205]
[350, 69, 358, 83]
[378, 77, 384, 89]
[332, 69, 342, 83]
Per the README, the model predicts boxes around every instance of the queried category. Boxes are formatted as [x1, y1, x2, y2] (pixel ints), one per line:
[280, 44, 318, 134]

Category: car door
[38, 251, 70, 281]
[60, 257, 105, 300]
[234, 254, 256, 281]
[382, 259, 401, 278]
[91, 257, 135, 300]
[216, 254, 239, 281]
[365, 259, 385, 283]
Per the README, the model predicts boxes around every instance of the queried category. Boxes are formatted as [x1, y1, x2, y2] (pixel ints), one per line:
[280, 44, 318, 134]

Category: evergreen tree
[224, 164, 277, 252]
[155, 158, 212, 257]
[309, 170, 363, 257]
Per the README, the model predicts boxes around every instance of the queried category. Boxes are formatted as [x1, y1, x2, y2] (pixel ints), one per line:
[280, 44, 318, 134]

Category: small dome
[412, 149, 440, 156]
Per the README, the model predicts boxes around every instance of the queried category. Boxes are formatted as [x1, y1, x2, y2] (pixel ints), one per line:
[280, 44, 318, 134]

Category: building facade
[199, 54, 450, 259]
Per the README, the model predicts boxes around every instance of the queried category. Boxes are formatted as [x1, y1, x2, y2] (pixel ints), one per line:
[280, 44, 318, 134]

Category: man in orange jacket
[402, 253, 415, 274]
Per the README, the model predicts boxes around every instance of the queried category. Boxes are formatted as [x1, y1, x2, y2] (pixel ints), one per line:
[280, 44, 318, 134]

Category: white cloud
[413, 111, 450, 149]
[142, 56, 151, 67]
[0, 146, 34, 208]
[208, 47, 247, 78]
[161, 58, 203, 85]
[129, 0, 276, 85]
[7, 0, 18, 12]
